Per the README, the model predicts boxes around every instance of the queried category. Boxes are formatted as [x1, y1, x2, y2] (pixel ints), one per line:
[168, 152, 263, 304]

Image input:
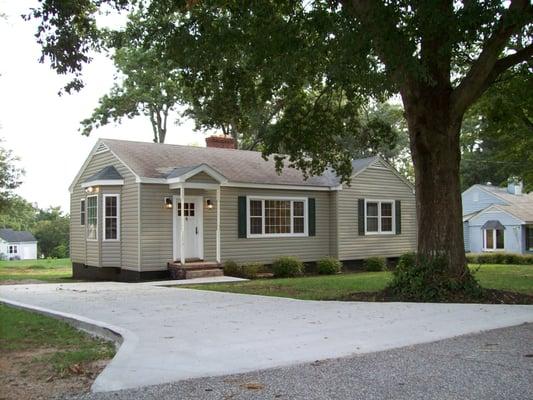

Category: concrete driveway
[1, 282, 532, 393]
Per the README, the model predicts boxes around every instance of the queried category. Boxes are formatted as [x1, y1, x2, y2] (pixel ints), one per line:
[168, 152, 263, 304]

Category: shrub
[222, 260, 241, 277]
[466, 253, 533, 265]
[388, 252, 482, 302]
[364, 257, 386, 272]
[241, 263, 262, 279]
[272, 256, 304, 278]
[317, 257, 342, 275]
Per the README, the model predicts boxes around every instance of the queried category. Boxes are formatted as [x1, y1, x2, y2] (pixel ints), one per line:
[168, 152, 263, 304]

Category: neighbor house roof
[100, 139, 381, 188]
[0, 229, 36, 243]
[468, 184, 533, 223]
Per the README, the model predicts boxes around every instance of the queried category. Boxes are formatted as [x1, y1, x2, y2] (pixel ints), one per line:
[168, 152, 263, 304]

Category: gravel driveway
[66, 323, 533, 400]
[1, 282, 532, 393]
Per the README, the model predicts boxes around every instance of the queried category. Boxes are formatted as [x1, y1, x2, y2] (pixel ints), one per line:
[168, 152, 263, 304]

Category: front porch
[166, 164, 226, 277]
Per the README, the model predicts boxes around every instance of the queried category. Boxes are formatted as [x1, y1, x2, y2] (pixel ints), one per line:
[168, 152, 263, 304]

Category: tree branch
[451, 0, 532, 117]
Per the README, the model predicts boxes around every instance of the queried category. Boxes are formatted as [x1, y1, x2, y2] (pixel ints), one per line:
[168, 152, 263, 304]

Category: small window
[484, 229, 504, 250]
[80, 199, 86, 226]
[87, 195, 98, 240]
[527, 227, 533, 251]
[8, 245, 18, 254]
[177, 202, 195, 217]
[104, 194, 120, 240]
[365, 200, 394, 234]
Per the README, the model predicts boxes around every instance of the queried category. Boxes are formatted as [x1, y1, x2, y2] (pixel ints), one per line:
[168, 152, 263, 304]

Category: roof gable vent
[95, 142, 109, 154]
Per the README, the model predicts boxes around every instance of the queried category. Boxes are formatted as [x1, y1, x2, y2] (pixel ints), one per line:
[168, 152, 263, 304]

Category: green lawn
[0, 258, 73, 283]
[182, 264, 533, 300]
[0, 304, 115, 374]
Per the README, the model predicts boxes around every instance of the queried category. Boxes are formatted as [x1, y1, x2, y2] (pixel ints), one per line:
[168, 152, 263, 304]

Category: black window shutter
[238, 196, 247, 238]
[308, 198, 316, 236]
[358, 198, 365, 236]
[395, 200, 401, 234]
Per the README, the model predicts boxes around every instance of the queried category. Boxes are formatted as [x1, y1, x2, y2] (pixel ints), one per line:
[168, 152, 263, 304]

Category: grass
[0, 258, 73, 283]
[182, 264, 533, 300]
[0, 304, 115, 374]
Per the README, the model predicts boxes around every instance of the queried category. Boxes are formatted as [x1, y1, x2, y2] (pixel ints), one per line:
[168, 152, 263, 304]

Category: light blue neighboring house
[462, 182, 533, 254]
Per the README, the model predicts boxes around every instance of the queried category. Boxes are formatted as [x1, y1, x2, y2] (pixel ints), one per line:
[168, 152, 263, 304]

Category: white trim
[166, 164, 228, 184]
[80, 198, 86, 226]
[246, 196, 308, 238]
[103, 194, 120, 241]
[173, 194, 204, 262]
[364, 199, 395, 235]
[86, 194, 98, 241]
[169, 182, 220, 190]
[81, 179, 124, 188]
[482, 228, 505, 251]
[469, 204, 525, 225]
[216, 188, 221, 263]
[224, 182, 336, 191]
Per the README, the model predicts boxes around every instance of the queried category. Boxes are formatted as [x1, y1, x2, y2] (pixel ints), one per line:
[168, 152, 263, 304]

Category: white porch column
[180, 184, 185, 265]
[216, 187, 221, 263]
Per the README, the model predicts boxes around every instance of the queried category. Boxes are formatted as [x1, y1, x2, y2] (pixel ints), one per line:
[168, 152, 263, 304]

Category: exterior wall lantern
[164, 197, 173, 209]
[206, 199, 214, 209]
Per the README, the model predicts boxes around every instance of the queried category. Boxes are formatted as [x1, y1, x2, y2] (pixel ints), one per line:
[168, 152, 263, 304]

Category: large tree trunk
[402, 92, 470, 281]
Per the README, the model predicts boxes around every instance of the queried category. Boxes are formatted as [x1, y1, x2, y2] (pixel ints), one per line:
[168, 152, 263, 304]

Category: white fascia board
[169, 182, 221, 190]
[222, 181, 335, 191]
[166, 164, 228, 184]
[68, 141, 101, 193]
[469, 204, 525, 225]
[81, 179, 124, 188]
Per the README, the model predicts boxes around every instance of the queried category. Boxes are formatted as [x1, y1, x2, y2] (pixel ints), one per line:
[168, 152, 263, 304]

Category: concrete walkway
[1, 282, 532, 393]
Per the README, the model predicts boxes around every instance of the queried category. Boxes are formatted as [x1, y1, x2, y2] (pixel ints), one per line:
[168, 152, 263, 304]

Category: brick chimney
[205, 135, 236, 149]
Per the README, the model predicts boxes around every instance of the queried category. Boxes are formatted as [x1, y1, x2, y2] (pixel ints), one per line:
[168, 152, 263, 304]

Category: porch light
[164, 197, 173, 209]
[85, 186, 99, 194]
[206, 199, 213, 209]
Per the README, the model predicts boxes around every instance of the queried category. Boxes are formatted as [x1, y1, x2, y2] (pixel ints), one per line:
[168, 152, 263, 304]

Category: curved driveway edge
[1, 282, 533, 393]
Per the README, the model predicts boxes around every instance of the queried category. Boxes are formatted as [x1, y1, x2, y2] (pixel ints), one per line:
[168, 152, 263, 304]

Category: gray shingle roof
[84, 165, 123, 183]
[102, 139, 379, 187]
[0, 229, 36, 243]
[476, 185, 533, 223]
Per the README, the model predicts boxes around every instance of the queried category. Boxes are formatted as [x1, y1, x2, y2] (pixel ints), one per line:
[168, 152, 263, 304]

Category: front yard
[0, 304, 115, 399]
[0, 258, 73, 284]
[184, 264, 533, 301]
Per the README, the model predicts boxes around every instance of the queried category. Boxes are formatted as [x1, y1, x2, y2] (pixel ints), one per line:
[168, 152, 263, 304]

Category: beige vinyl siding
[70, 150, 139, 269]
[219, 187, 331, 264]
[337, 166, 417, 260]
[187, 172, 219, 184]
[329, 191, 339, 258]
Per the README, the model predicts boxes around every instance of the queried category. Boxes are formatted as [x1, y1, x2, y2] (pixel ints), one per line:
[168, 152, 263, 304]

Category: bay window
[104, 194, 120, 240]
[248, 197, 307, 237]
[365, 200, 394, 234]
[86, 195, 98, 240]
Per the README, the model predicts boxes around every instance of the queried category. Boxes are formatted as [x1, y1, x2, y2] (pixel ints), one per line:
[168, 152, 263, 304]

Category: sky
[0, 0, 210, 212]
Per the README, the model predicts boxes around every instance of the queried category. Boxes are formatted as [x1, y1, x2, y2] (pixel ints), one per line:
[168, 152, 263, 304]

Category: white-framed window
[86, 195, 98, 241]
[365, 199, 395, 234]
[103, 194, 120, 241]
[247, 196, 308, 237]
[80, 199, 86, 226]
[483, 229, 504, 251]
[8, 245, 18, 254]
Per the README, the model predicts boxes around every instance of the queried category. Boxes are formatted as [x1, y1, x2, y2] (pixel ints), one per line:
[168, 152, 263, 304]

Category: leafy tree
[0, 138, 24, 212]
[0, 195, 37, 231]
[33, 207, 70, 258]
[461, 66, 533, 191]
[27, 1, 533, 298]
[80, 21, 184, 143]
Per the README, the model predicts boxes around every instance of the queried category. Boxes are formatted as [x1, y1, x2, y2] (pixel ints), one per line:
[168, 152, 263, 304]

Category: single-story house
[69, 137, 417, 281]
[462, 182, 533, 254]
[0, 229, 38, 260]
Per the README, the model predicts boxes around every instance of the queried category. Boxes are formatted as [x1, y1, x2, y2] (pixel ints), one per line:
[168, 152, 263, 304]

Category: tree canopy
[27, 0, 533, 299]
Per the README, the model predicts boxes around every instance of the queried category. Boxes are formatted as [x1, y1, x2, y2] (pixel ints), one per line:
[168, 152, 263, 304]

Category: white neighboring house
[0, 229, 38, 260]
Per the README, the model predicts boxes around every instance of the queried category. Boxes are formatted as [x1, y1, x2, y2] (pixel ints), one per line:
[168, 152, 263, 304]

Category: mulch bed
[337, 288, 533, 304]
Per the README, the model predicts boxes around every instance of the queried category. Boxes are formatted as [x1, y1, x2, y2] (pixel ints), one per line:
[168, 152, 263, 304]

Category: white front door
[174, 196, 203, 260]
